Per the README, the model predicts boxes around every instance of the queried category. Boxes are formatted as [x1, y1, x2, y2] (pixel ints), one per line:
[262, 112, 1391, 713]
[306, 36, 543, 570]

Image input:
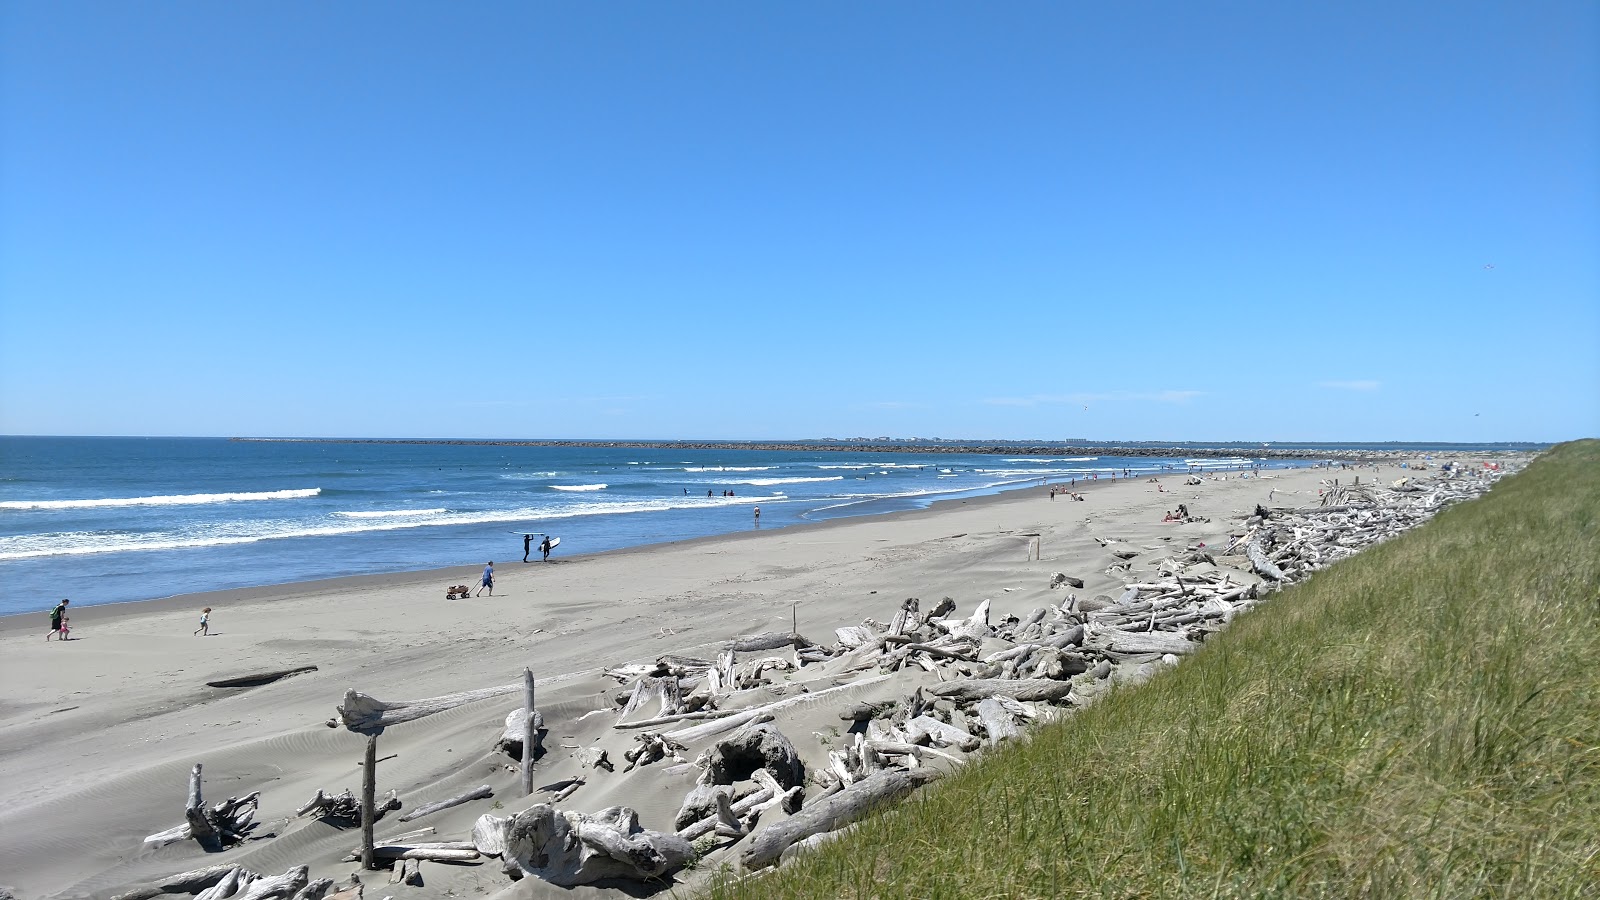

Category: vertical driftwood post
[185, 763, 220, 851]
[521, 668, 536, 796]
[361, 735, 378, 869]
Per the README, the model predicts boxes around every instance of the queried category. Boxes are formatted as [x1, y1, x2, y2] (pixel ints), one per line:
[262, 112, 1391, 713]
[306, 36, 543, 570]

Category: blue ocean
[0, 437, 1299, 617]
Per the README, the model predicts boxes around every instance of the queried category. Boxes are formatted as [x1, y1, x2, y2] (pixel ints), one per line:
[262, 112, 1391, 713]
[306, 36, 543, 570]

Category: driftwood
[396, 785, 491, 822]
[498, 804, 693, 886]
[975, 698, 1022, 745]
[666, 675, 892, 742]
[496, 707, 546, 760]
[1246, 530, 1286, 581]
[927, 678, 1074, 703]
[904, 715, 981, 751]
[111, 865, 243, 900]
[740, 768, 940, 870]
[236, 866, 308, 900]
[725, 631, 814, 653]
[296, 789, 399, 824]
[144, 765, 259, 850]
[703, 722, 805, 788]
[338, 684, 521, 733]
[617, 675, 682, 723]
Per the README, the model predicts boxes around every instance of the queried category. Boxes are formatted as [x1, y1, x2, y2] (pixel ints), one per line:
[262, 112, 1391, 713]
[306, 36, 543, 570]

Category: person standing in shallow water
[523, 533, 532, 563]
[540, 535, 552, 562]
[48, 598, 69, 641]
[477, 561, 495, 597]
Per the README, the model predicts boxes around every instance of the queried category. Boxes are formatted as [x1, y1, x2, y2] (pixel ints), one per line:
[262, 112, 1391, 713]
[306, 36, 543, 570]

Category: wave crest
[0, 488, 321, 511]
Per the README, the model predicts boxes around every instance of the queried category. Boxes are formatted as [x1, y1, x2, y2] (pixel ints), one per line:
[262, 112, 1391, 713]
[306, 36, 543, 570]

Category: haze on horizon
[1, 3, 1596, 444]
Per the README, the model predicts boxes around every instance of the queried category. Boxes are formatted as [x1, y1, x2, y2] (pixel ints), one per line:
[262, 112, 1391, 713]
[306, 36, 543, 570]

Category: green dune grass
[705, 440, 1600, 899]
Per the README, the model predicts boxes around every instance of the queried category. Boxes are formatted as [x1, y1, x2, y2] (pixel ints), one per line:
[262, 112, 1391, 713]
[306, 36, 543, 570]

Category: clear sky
[2, 2, 1595, 443]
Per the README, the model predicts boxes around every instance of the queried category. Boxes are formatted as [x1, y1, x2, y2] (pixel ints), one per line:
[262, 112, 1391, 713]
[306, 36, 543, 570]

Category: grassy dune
[708, 440, 1600, 898]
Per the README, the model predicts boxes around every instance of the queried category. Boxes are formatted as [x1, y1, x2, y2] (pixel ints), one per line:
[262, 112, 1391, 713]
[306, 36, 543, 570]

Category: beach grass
[705, 440, 1600, 898]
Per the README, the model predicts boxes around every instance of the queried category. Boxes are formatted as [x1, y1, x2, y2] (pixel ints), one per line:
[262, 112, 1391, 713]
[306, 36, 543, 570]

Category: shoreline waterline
[0, 469, 1120, 632]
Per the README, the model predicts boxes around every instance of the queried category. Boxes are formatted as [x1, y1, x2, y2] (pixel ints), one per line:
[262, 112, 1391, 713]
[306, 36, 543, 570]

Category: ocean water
[0, 437, 1288, 617]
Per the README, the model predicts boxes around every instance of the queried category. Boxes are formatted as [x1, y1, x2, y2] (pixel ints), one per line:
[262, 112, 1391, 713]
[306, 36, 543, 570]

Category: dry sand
[0, 464, 1371, 899]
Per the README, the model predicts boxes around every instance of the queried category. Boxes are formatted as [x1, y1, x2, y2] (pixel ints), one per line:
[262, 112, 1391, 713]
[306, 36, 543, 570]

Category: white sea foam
[551, 484, 607, 492]
[815, 463, 927, 470]
[683, 466, 776, 472]
[0, 488, 321, 511]
[1002, 457, 1098, 463]
[711, 476, 845, 486]
[334, 508, 448, 519]
[0, 492, 785, 560]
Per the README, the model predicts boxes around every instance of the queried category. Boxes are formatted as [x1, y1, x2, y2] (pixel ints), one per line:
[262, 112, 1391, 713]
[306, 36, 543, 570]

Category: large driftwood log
[665, 675, 891, 743]
[185, 764, 222, 850]
[496, 707, 545, 760]
[296, 789, 398, 824]
[704, 722, 804, 789]
[927, 678, 1074, 703]
[148, 765, 259, 850]
[975, 698, 1022, 745]
[616, 675, 681, 723]
[498, 804, 693, 887]
[740, 769, 940, 870]
[1246, 531, 1286, 581]
[396, 784, 491, 822]
[904, 715, 981, 751]
[726, 631, 814, 653]
[236, 866, 309, 900]
[338, 684, 522, 732]
[111, 865, 243, 900]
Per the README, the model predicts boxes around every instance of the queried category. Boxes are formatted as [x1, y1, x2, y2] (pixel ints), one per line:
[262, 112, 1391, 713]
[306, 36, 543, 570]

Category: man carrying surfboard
[523, 533, 532, 562]
[540, 535, 553, 562]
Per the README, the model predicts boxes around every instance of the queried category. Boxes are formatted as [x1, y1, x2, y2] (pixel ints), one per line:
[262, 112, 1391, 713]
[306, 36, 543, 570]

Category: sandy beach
[0, 463, 1419, 899]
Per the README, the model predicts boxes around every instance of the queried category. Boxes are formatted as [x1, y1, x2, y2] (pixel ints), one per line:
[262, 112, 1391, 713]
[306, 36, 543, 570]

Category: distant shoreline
[228, 437, 1542, 461]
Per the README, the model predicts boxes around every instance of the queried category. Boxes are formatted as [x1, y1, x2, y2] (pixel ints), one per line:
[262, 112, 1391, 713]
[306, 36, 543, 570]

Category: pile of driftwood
[111, 463, 1515, 897]
[1227, 466, 1513, 586]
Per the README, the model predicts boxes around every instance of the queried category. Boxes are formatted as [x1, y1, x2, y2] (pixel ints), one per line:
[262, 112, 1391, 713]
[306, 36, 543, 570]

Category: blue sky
[2, 2, 1595, 443]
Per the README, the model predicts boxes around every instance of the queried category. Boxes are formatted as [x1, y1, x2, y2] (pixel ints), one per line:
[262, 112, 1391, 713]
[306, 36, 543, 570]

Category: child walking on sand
[57, 615, 71, 641]
[194, 607, 211, 636]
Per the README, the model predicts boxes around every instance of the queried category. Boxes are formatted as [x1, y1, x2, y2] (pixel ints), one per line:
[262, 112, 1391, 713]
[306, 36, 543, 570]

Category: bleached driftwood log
[296, 789, 399, 824]
[1246, 530, 1286, 581]
[236, 866, 309, 900]
[616, 675, 682, 723]
[396, 785, 491, 822]
[145, 765, 260, 850]
[927, 678, 1074, 703]
[904, 715, 981, 751]
[740, 768, 940, 870]
[665, 675, 891, 742]
[496, 707, 545, 760]
[725, 631, 814, 653]
[338, 684, 521, 732]
[975, 698, 1022, 745]
[497, 804, 693, 886]
[111, 865, 244, 900]
[703, 722, 804, 789]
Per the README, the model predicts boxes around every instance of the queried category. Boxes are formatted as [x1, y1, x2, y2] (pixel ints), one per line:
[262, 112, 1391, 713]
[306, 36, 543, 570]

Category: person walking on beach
[477, 561, 495, 597]
[523, 533, 532, 563]
[57, 614, 71, 641]
[540, 535, 552, 561]
[194, 607, 211, 636]
[47, 598, 69, 641]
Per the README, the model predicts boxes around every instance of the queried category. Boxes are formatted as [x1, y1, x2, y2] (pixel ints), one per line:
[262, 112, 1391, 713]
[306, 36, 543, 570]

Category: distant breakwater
[228, 438, 1517, 461]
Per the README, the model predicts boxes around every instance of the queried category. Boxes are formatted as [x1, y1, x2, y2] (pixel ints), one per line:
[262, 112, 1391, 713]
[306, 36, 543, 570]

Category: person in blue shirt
[476, 561, 495, 597]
